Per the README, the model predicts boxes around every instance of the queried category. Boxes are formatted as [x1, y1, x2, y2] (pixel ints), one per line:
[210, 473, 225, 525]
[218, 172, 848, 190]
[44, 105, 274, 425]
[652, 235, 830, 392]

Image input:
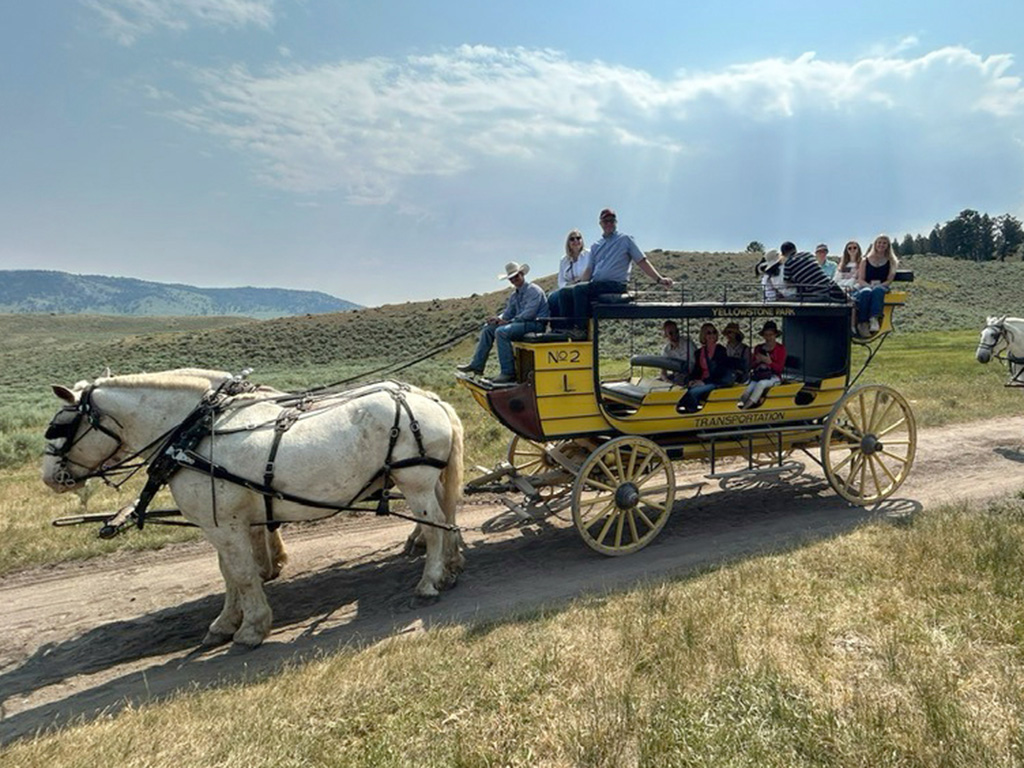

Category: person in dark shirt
[680, 323, 733, 413]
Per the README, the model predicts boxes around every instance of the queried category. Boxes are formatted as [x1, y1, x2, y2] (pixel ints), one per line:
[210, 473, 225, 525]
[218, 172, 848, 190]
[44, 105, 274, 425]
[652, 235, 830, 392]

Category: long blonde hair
[564, 229, 584, 259]
[865, 234, 897, 265]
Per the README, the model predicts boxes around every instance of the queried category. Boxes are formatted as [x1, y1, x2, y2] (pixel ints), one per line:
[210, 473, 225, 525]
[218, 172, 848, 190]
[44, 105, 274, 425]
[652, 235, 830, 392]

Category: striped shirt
[783, 252, 846, 302]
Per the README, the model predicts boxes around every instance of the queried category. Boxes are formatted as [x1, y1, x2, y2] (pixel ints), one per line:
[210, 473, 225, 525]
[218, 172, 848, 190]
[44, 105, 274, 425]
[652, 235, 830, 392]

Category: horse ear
[52, 385, 76, 403]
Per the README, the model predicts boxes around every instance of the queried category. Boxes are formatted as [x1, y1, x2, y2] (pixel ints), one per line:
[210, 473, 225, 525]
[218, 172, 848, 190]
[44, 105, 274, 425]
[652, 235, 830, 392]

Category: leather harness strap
[130, 381, 449, 530]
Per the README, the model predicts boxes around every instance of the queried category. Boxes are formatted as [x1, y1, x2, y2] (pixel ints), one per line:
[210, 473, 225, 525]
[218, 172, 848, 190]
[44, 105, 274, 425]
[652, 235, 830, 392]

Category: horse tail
[438, 399, 464, 525]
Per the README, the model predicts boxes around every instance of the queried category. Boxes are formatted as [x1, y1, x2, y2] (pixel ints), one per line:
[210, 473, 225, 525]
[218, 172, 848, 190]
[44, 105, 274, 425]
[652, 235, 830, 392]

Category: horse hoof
[201, 630, 233, 648]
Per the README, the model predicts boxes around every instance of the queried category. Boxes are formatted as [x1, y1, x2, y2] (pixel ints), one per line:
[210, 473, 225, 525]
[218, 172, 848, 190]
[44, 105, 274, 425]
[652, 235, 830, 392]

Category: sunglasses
[568, 236, 582, 241]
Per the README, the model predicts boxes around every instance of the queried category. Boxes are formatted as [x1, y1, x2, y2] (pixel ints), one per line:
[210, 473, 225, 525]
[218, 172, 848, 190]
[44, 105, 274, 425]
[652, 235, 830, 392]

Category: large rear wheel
[822, 384, 916, 504]
[571, 436, 675, 555]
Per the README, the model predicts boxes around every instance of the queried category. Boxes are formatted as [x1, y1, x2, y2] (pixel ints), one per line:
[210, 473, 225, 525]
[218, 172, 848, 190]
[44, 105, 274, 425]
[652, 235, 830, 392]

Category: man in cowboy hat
[562, 208, 674, 337]
[457, 261, 549, 384]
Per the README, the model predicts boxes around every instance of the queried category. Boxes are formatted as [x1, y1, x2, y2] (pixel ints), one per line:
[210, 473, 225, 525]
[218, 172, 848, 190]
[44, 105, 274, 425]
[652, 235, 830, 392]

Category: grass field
[1, 261, 1024, 764]
[5, 492, 1024, 766]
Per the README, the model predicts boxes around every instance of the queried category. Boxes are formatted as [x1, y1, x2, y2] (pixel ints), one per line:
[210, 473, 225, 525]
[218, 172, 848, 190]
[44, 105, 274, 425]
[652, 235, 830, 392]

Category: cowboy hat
[497, 261, 530, 280]
[756, 249, 782, 277]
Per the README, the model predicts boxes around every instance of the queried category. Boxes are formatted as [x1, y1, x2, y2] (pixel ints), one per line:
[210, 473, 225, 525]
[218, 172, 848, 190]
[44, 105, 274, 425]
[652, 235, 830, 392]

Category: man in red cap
[562, 208, 673, 338]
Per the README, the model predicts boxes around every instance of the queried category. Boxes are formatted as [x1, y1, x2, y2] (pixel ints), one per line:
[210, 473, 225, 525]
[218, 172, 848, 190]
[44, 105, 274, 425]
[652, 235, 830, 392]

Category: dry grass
[6, 492, 1024, 766]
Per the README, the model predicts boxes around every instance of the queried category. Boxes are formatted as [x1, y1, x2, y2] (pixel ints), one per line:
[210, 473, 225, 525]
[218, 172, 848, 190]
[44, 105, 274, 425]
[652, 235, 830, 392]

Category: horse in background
[976, 316, 1024, 388]
[42, 369, 465, 648]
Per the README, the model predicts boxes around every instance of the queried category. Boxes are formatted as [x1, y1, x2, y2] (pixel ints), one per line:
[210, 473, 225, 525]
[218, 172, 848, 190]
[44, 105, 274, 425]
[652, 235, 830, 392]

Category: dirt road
[2, 415, 1022, 743]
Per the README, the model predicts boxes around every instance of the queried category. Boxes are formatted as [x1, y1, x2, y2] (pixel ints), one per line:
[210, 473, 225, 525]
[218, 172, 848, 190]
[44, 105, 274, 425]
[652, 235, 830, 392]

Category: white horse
[976, 316, 1024, 387]
[42, 369, 465, 647]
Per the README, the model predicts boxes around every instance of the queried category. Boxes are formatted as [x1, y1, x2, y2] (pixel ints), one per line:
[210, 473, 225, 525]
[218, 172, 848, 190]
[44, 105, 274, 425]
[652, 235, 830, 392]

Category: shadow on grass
[0, 475, 892, 744]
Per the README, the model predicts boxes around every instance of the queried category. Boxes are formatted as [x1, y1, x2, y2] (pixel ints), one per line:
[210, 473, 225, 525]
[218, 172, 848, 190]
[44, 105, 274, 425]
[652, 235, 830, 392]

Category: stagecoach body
[459, 283, 914, 555]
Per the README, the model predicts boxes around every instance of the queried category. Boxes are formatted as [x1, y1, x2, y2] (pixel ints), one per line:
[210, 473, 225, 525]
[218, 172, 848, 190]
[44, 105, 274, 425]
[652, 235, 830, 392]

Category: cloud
[83, 0, 277, 45]
[160, 44, 1024, 227]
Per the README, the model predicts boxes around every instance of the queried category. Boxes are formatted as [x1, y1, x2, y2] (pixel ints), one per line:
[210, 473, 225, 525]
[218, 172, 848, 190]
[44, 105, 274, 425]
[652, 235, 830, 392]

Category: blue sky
[2, 1, 1023, 306]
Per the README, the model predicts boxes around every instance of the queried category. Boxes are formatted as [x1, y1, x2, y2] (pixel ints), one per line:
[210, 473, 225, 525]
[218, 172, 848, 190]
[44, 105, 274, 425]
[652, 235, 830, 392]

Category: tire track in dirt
[1, 415, 1022, 743]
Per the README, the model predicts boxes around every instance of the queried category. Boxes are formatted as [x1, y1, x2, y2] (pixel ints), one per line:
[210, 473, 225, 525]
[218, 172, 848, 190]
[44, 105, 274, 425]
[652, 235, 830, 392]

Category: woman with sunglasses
[547, 229, 591, 330]
[679, 323, 733, 413]
[836, 240, 862, 293]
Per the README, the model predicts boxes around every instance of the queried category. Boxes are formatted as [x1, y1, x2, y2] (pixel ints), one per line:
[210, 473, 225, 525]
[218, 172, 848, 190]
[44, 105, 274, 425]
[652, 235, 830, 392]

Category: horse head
[41, 380, 127, 492]
[976, 316, 1007, 364]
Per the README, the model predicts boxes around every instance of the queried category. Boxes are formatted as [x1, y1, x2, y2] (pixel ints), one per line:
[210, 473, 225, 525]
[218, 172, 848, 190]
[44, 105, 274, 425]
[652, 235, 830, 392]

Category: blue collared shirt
[501, 280, 549, 322]
[590, 231, 645, 283]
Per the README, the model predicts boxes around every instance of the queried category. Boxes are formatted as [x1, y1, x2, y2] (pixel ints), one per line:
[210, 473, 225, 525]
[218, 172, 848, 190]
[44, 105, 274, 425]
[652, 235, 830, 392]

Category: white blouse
[557, 249, 592, 288]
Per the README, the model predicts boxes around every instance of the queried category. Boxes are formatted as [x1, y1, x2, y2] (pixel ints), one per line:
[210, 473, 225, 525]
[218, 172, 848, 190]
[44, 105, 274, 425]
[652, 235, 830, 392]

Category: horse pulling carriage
[42, 371, 465, 647]
[459, 272, 917, 555]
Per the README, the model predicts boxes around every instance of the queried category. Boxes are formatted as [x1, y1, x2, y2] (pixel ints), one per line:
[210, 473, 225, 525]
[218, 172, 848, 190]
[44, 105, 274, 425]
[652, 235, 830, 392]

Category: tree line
[893, 209, 1024, 261]
[745, 209, 1024, 262]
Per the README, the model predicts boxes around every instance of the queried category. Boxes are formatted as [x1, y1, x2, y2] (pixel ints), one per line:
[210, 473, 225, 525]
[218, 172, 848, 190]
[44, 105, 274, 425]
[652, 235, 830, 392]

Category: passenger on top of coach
[854, 234, 898, 337]
[546, 228, 591, 331]
[780, 241, 846, 303]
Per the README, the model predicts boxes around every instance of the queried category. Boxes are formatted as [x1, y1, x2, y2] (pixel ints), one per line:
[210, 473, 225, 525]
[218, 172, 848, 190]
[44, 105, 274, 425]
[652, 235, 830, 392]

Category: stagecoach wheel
[571, 436, 676, 556]
[506, 435, 550, 475]
[822, 384, 917, 505]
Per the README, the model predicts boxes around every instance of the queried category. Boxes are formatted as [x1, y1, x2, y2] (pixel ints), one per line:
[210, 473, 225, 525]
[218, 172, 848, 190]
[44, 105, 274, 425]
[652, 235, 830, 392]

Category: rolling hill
[0, 270, 360, 319]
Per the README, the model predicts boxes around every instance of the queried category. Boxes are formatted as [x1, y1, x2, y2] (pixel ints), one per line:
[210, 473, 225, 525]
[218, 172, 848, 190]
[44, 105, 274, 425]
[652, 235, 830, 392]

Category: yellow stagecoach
[458, 271, 916, 555]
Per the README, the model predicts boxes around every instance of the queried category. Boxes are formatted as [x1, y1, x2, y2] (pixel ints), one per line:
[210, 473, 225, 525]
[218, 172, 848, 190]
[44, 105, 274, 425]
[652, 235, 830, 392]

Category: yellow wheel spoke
[595, 508, 621, 544]
[579, 499, 616, 525]
[869, 396, 897, 435]
[631, 451, 655, 482]
[878, 449, 909, 465]
[832, 423, 862, 443]
[871, 453, 898, 485]
[579, 491, 616, 507]
[625, 445, 638, 481]
[627, 509, 640, 544]
[635, 507, 658, 528]
[830, 447, 857, 475]
[583, 478, 618, 494]
[867, 453, 884, 496]
[875, 417, 907, 439]
[613, 508, 625, 548]
[596, 458, 620, 485]
[866, 391, 882, 434]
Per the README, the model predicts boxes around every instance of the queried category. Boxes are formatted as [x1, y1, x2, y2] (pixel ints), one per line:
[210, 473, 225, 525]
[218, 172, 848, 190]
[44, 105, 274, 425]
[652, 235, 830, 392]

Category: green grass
[6, 492, 1024, 766]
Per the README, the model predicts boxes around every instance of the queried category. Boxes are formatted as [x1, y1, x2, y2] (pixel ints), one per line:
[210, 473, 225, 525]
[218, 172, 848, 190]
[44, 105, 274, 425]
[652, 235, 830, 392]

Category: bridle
[977, 320, 1005, 356]
[44, 387, 129, 487]
[978, 318, 1024, 387]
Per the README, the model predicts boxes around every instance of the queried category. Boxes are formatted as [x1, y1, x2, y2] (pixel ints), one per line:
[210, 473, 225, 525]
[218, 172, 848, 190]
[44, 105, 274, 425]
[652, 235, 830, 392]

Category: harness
[47, 378, 452, 533]
[979, 321, 1024, 387]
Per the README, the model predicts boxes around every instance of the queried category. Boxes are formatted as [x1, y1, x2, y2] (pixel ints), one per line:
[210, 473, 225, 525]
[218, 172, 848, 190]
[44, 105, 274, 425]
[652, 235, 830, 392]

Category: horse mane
[94, 369, 233, 394]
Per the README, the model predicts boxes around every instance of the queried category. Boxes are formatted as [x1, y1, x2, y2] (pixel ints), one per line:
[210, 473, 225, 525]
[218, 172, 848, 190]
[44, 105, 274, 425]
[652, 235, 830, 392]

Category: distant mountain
[0, 270, 361, 319]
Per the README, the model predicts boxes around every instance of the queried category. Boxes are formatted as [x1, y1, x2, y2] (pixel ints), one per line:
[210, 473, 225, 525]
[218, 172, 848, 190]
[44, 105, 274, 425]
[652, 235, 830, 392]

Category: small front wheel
[571, 436, 675, 555]
[822, 384, 917, 504]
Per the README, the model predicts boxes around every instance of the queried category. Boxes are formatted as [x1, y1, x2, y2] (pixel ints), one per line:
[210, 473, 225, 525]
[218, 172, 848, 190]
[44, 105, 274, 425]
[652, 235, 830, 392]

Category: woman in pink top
[739, 320, 786, 409]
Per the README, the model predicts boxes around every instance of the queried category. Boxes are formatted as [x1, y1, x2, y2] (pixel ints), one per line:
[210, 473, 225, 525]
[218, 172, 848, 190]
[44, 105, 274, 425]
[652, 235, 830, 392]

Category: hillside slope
[0, 271, 360, 319]
[0, 253, 1016, 390]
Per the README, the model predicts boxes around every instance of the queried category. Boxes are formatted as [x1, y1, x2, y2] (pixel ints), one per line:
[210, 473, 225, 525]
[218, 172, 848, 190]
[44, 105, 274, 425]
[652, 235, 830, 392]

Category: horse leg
[203, 551, 243, 646]
[203, 525, 274, 647]
[402, 523, 427, 555]
[250, 526, 288, 582]
[435, 482, 465, 578]
[399, 482, 450, 597]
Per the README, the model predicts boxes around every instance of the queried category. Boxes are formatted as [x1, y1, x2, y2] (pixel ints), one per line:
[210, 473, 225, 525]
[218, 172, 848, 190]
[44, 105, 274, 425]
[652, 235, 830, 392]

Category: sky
[2, 1, 1023, 307]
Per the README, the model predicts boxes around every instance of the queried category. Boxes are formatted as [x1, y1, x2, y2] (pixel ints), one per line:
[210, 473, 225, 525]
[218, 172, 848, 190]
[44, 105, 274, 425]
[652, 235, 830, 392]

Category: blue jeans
[547, 288, 566, 331]
[565, 280, 627, 330]
[680, 382, 719, 412]
[855, 285, 888, 320]
[468, 320, 546, 375]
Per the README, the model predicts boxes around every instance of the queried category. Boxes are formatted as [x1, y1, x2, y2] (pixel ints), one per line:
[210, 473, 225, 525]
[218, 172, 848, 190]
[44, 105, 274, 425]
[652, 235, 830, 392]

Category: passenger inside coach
[658, 320, 697, 384]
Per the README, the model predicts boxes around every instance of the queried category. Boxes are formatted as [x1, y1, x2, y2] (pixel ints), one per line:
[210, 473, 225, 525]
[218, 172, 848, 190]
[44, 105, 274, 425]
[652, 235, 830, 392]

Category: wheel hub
[860, 434, 882, 455]
[615, 482, 640, 509]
